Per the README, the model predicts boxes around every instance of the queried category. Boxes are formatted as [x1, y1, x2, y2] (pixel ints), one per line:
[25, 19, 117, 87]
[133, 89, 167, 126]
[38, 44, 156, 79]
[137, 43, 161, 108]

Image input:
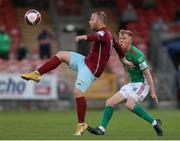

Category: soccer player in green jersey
[88, 29, 163, 136]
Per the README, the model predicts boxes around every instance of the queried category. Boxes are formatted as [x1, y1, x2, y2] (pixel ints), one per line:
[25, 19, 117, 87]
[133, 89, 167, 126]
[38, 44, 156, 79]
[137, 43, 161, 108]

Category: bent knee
[56, 51, 68, 59]
[106, 99, 115, 107]
[56, 51, 70, 63]
[125, 98, 136, 110]
[125, 102, 133, 110]
[125, 96, 137, 110]
[74, 88, 84, 98]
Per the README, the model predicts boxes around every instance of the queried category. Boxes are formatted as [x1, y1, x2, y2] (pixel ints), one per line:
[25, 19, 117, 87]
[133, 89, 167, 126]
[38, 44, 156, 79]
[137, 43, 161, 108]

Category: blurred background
[0, 0, 180, 111]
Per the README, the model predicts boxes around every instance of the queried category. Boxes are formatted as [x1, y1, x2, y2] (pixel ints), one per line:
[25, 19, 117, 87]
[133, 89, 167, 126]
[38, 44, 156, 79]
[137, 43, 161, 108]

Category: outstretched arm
[75, 30, 106, 42]
[143, 68, 158, 104]
[75, 35, 87, 42]
[113, 38, 134, 67]
[113, 39, 125, 59]
[121, 57, 134, 67]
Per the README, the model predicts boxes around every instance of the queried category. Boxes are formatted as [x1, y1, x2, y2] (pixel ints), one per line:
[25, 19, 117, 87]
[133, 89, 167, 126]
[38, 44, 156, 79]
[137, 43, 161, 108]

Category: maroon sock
[37, 56, 62, 75]
[76, 97, 87, 123]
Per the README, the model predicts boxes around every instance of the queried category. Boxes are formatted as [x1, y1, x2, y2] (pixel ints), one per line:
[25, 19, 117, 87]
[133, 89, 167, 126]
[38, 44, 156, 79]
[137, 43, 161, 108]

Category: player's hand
[75, 35, 87, 42]
[122, 58, 135, 68]
[125, 60, 135, 68]
[151, 92, 158, 104]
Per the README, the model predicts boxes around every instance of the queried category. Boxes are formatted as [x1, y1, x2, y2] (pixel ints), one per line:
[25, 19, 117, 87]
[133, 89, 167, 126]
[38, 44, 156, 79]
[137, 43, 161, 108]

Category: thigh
[56, 51, 71, 64]
[75, 64, 96, 93]
[68, 52, 85, 71]
[119, 83, 133, 99]
[126, 96, 137, 110]
[106, 91, 127, 107]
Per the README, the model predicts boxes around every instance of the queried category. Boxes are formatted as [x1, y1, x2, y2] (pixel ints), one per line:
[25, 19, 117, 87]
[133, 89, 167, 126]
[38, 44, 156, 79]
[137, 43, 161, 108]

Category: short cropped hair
[93, 11, 108, 24]
[119, 29, 133, 37]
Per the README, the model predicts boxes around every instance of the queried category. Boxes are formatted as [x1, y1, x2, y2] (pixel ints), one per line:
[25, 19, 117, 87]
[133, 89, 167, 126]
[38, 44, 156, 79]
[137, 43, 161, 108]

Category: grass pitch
[0, 109, 179, 140]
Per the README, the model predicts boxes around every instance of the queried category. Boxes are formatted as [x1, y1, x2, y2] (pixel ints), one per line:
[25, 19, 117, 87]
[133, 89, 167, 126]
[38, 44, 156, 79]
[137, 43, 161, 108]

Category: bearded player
[21, 12, 133, 135]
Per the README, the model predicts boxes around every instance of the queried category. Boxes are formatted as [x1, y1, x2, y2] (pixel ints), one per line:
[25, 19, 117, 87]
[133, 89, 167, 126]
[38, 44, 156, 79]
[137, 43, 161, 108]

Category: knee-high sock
[76, 97, 87, 123]
[37, 56, 62, 75]
[132, 104, 155, 124]
[100, 106, 114, 129]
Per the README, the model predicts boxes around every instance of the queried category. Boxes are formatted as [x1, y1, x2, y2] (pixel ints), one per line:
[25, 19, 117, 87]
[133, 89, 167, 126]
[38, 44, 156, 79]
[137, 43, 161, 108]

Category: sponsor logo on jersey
[97, 30, 105, 36]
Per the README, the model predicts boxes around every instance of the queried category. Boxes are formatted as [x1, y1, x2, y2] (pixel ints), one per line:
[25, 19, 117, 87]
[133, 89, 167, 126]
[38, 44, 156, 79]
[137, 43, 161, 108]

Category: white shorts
[119, 81, 150, 102]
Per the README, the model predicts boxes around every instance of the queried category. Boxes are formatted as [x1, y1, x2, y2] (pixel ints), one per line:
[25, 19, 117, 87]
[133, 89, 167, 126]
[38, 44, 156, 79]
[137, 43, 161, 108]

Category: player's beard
[90, 21, 99, 31]
[91, 25, 98, 31]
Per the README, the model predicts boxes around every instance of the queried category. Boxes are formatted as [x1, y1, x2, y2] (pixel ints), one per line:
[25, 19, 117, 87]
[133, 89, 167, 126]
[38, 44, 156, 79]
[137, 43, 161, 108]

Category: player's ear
[97, 17, 101, 24]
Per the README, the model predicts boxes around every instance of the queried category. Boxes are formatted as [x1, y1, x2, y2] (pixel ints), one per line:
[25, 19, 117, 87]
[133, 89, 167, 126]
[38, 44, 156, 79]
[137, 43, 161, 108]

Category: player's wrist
[83, 35, 88, 40]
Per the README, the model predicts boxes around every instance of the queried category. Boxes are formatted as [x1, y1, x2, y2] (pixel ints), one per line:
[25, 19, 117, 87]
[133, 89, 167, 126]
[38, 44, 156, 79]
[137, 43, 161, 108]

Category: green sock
[132, 104, 155, 124]
[100, 106, 114, 129]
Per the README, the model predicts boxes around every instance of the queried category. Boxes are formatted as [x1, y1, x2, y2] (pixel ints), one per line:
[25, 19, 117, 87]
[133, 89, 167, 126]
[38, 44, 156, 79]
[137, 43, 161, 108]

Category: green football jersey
[123, 44, 148, 82]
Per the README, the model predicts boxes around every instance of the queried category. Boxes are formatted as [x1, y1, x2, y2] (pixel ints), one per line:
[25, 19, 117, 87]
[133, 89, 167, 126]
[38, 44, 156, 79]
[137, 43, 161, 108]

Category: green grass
[0, 109, 179, 140]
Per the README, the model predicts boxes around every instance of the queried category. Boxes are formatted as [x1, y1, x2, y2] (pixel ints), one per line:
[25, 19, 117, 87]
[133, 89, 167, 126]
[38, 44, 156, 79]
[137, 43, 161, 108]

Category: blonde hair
[119, 29, 133, 37]
[93, 11, 107, 24]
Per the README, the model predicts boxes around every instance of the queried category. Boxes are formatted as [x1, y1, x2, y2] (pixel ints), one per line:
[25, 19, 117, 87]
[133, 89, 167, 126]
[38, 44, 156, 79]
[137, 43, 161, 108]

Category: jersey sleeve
[87, 30, 106, 42]
[137, 54, 148, 71]
[112, 37, 125, 59]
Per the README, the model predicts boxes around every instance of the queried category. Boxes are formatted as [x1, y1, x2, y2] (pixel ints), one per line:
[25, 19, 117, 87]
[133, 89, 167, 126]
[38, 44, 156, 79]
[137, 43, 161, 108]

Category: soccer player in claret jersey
[88, 30, 163, 136]
[21, 12, 133, 135]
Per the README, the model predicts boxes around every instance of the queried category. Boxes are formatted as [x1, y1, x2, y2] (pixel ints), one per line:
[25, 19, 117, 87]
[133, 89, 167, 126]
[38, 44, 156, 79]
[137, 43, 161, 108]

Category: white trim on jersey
[109, 39, 113, 55]
[93, 43, 102, 75]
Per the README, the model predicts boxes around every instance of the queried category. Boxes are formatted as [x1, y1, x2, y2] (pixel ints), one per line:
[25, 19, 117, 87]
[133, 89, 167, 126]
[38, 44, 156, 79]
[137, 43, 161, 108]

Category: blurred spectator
[92, 0, 115, 7]
[142, 0, 156, 9]
[166, 40, 180, 71]
[166, 40, 180, 108]
[0, 25, 11, 60]
[14, 0, 49, 9]
[131, 0, 143, 8]
[175, 6, 180, 23]
[135, 37, 148, 57]
[152, 17, 168, 32]
[120, 4, 138, 29]
[16, 42, 29, 61]
[37, 26, 52, 59]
